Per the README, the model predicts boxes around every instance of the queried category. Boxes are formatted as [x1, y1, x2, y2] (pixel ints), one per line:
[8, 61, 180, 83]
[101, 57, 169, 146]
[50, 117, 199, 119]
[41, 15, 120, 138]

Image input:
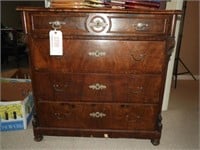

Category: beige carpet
[1, 80, 199, 150]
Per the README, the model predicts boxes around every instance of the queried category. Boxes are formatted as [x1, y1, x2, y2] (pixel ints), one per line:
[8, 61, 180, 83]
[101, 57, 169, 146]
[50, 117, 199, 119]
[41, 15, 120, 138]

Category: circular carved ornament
[86, 15, 110, 34]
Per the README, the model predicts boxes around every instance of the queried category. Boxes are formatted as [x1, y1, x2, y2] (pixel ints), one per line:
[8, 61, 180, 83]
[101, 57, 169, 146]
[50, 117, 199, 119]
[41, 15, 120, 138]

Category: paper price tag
[49, 30, 63, 56]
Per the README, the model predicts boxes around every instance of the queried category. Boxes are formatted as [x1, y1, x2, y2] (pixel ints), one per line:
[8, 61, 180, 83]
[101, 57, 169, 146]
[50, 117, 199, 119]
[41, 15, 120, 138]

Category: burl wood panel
[29, 12, 172, 37]
[30, 39, 166, 74]
[33, 72, 162, 103]
[37, 102, 159, 130]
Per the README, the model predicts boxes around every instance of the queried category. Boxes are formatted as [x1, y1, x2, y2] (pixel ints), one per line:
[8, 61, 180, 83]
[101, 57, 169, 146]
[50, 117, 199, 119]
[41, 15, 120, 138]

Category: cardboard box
[0, 91, 34, 131]
[0, 68, 33, 131]
[1, 68, 31, 83]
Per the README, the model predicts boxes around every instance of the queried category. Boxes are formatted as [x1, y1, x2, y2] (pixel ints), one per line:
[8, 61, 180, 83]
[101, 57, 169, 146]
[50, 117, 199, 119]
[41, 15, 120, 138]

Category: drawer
[32, 72, 162, 103]
[28, 12, 173, 37]
[127, 75, 162, 103]
[37, 102, 159, 130]
[109, 14, 172, 36]
[29, 12, 88, 36]
[33, 73, 126, 102]
[31, 39, 166, 74]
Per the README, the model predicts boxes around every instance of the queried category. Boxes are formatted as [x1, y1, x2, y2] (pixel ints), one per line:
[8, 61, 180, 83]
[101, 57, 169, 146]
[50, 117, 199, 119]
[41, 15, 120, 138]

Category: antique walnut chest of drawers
[18, 7, 181, 145]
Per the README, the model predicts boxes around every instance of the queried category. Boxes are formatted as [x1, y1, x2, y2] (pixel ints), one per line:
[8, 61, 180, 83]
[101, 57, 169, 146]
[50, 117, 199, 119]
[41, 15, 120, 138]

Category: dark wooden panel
[32, 71, 54, 100]
[37, 102, 159, 130]
[31, 39, 166, 74]
[109, 15, 171, 35]
[29, 12, 172, 37]
[33, 72, 162, 103]
[50, 73, 127, 102]
[127, 75, 162, 103]
[30, 13, 87, 35]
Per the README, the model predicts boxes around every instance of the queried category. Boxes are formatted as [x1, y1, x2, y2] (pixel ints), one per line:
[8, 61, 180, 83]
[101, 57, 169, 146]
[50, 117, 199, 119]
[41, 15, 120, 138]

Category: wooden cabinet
[18, 7, 181, 145]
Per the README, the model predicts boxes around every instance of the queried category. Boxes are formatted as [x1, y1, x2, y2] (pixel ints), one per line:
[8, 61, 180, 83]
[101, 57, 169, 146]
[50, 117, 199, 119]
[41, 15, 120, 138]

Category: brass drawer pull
[49, 21, 66, 30]
[89, 112, 106, 118]
[88, 51, 106, 57]
[134, 22, 149, 31]
[89, 83, 107, 91]
[54, 112, 70, 120]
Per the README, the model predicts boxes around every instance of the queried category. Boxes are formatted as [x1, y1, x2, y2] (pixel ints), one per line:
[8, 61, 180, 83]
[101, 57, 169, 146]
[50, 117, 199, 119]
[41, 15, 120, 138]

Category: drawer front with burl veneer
[33, 72, 162, 104]
[30, 40, 166, 74]
[28, 12, 173, 37]
[37, 102, 159, 131]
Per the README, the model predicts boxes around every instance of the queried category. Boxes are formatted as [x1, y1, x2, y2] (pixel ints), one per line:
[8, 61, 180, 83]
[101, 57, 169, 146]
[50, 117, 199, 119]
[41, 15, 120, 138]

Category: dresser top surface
[17, 7, 182, 15]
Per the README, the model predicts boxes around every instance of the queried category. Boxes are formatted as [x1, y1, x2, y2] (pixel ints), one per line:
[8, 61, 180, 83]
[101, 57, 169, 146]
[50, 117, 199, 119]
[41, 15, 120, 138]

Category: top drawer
[28, 12, 173, 37]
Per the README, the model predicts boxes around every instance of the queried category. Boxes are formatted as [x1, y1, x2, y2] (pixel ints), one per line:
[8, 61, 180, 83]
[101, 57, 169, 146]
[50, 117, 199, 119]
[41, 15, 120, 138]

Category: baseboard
[174, 75, 199, 80]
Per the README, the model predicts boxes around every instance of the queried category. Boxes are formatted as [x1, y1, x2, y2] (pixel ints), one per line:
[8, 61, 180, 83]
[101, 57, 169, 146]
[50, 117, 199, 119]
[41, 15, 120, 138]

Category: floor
[1, 79, 199, 150]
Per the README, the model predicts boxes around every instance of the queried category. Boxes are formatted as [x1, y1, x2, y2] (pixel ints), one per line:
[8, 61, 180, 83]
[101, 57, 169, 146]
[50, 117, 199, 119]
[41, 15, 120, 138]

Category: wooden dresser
[18, 7, 181, 145]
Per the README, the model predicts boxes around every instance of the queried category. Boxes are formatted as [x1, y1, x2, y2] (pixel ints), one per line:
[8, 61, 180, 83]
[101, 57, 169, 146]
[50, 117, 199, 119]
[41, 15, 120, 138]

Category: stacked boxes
[0, 68, 33, 131]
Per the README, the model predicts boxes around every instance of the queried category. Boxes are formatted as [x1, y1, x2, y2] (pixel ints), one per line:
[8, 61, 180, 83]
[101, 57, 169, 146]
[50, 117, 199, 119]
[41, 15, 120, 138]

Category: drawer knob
[89, 112, 106, 118]
[89, 83, 107, 91]
[134, 22, 149, 31]
[49, 21, 66, 30]
[88, 51, 106, 57]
